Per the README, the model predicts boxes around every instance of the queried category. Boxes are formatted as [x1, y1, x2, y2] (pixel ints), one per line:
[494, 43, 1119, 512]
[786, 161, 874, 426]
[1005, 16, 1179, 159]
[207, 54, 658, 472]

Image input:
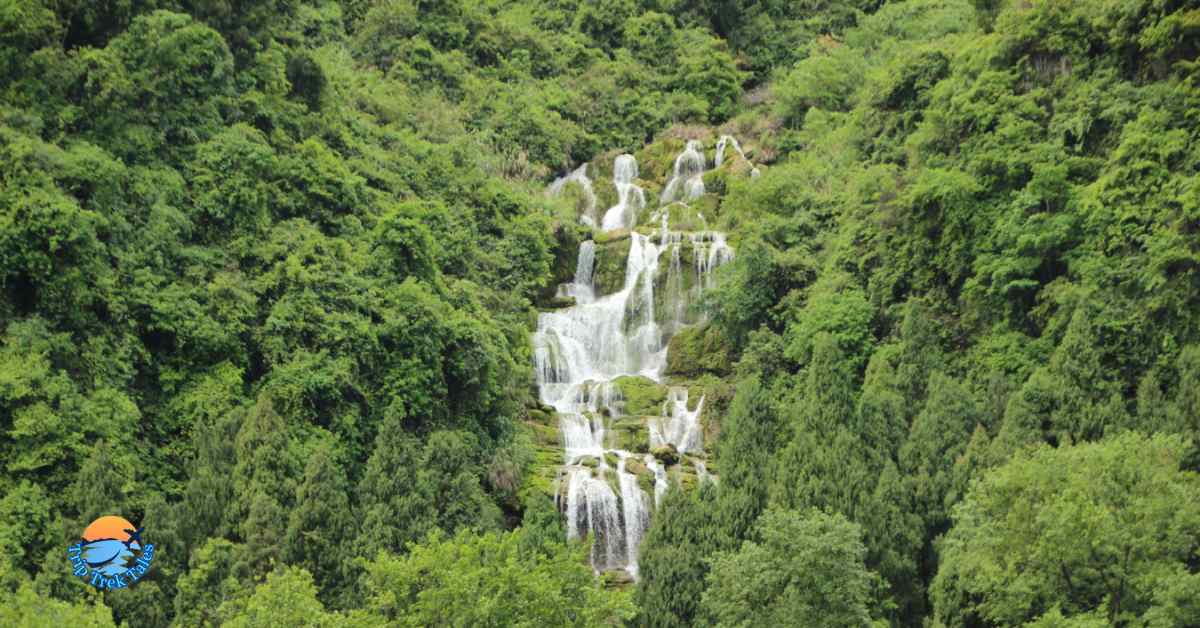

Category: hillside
[2, 1, 1199, 626]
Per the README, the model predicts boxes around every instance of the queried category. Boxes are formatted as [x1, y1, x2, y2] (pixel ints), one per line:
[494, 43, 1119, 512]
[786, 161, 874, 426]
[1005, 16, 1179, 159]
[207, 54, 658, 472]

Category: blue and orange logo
[67, 515, 154, 590]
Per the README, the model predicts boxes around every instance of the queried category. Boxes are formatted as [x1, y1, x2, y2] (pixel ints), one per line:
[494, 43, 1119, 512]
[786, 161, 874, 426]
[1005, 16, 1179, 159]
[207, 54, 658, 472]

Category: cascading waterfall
[714, 135, 746, 168]
[549, 163, 599, 227]
[649, 388, 705, 455]
[660, 140, 706, 204]
[540, 143, 739, 577]
[602, 155, 646, 231]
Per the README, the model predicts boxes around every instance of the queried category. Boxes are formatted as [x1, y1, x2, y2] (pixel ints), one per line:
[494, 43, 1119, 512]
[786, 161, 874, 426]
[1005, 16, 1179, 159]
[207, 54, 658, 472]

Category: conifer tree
[284, 439, 356, 607]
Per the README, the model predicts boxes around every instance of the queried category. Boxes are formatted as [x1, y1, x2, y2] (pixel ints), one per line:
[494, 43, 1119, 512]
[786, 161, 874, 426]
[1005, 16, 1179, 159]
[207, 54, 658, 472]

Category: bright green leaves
[702, 509, 883, 628]
[190, 124, 278, 240]
[83, 11, 234, 161]
[362, 528, 633, 627]
[933, 432, 1200, 626]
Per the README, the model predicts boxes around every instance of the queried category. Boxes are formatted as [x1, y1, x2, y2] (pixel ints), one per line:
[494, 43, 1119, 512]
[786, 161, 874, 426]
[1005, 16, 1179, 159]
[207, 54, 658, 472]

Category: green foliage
[701, 508, 883, 627]
[932, 433, 1200, 626]
[220, 566, 336, 628]
[362, 528, 633, 626]
[0, 583, 116, 627]
[634, 485, 722, 627]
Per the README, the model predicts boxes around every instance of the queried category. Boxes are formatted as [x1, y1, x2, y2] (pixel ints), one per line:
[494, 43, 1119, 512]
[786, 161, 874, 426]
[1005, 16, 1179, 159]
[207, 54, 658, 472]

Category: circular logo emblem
[67, 515, 154, 589]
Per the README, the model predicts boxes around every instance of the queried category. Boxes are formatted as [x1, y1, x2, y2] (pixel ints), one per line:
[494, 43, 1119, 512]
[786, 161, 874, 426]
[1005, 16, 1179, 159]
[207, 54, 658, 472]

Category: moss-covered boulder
[625, 457, 650, 476]
[635, 137, 686, 186]
[591, 175, 619, 211]
[592, 234, 631, 296]
[535, 222, 590, 307]
[652, 444, 679, 466]
[665, 323, 734, 377]
[670, 463, 698, 491]
[612, 375, 667, 416]
[610, 416, 649, 452]
[601, 569, 636, 589]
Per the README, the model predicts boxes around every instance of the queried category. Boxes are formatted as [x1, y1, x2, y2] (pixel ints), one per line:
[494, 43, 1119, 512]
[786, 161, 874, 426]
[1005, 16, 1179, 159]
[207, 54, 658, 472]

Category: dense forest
[1, 0, 1199, 626]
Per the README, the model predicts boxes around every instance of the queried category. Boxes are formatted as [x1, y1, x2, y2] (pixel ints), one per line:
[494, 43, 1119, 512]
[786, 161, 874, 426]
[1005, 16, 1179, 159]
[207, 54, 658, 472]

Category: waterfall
[538, 143, 737, 578]
[601, 155, 646, 231]
[660, 140, 706, 204]
[649, 388, 705, 455]
[714, 135, 746, 167]
[549, 163, 599, 227]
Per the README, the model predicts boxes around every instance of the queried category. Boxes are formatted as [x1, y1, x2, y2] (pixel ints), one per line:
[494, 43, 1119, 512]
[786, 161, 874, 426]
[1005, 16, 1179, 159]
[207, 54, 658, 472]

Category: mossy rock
[625, 457, 650, 477]
[541, 295, 576, 310]
[652, 444, 679, 466]
[535, 222, 590, 307]
[604, 452, 620, 469]
[592, 176, 619, 211]
[610, 416, 649, 452]
[526, 420, 560, 448]
[526, 407, 554, 425]
[691, 193, 721, 218]
[665, 323, 734, 378]
[601, 569, 636, 590]
[592, 236, 631, 297]
[660, 202, 709, 233]
[593, 228, 631, 244]
[578, 456, 600, 469]
[635, 138, 686, 186]
[670, 464, 697, 491]
[612, 375, 667, 416]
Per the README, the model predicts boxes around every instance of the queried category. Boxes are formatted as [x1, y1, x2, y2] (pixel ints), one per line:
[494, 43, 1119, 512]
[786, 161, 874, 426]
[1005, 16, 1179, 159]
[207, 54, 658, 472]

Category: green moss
[526, 420, 559, 448]
[625, 457, 650, 476]
[692, 192, 721, 219]
[671, 464, 697, 492]
[604, 452, 620, 469]
[610, 416, 649, 452]
[638, 472, 654, 498]
[601, 569, 636, 590]
[592, 175, 618, 210]
[635, 138, 686, 186]
[662, 202, 709, 232]
[652, 444, 679, 466]
[535, 222, 590, 308]
[665, 323, 734, 377]
[612, 375, 667, 416]
[592, 235, 631, 296]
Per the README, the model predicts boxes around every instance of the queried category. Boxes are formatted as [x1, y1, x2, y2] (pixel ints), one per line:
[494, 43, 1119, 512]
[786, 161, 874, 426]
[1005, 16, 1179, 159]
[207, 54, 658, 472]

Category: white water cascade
[601, 154, 646, 231]
[548, 163, 599, 227]
[660, 140, 707, 204]
[541, 145, 739, 578]
[714, 135, 746, 168]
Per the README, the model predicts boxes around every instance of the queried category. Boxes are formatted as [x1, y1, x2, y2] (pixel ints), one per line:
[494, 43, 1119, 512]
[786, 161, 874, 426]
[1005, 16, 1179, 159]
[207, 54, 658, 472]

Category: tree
[232, 395, 297, 579]
[355, 416, 427, 558]
[362, 528, 633, 626]
[0, 583, 116, 628]
[701, 508, 882, 627]
[933, 433, 1200, 626]
[220, 566, 336, 628]
[714, 375, 784, 542]
[173, 538, 243, 628]
[635, 484, 722, 628]
[285, 439, 357, 607]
